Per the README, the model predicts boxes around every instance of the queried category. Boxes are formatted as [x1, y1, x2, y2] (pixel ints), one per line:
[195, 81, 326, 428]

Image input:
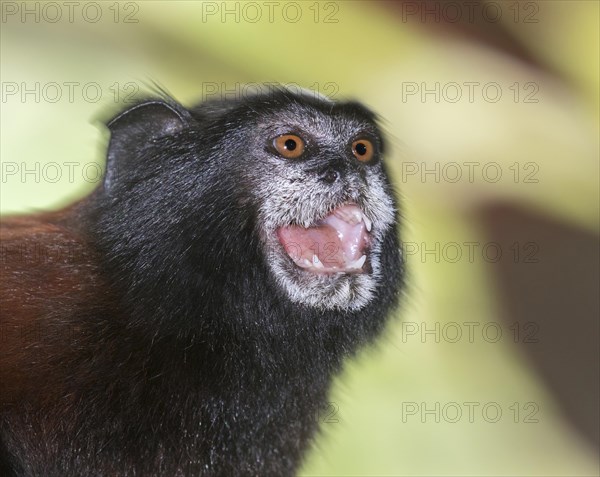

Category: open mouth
[276, 203, 372, 274]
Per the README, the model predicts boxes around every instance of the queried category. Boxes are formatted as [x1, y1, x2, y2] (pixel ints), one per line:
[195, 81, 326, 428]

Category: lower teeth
[348, 254, 367, 269]
[294, 254, 367, 271]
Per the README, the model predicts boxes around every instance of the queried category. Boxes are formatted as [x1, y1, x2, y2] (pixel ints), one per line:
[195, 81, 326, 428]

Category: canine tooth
[356, 254, 367, 268]
[363, 215, 372, 232]
[312, 255, 324, 269]
[296, 258, 312, 268]
[349, 254, 367, 269]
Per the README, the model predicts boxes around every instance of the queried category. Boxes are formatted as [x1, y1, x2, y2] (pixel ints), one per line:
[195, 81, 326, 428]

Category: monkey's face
[240, 99, 398, 311]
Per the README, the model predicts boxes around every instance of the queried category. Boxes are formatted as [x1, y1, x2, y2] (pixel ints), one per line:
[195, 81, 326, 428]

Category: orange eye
[273, 134, 305, 159]
[352, 139, 375, 163]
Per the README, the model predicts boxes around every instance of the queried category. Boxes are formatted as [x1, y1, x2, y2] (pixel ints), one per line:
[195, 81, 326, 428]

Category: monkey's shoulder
[0, 211, 107, 336]
[1, 212, 100, 288]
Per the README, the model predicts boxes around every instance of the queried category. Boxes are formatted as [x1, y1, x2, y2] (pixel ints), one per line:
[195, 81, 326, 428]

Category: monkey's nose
[318, 156, 347, 184]
[320, 167, 340, 184]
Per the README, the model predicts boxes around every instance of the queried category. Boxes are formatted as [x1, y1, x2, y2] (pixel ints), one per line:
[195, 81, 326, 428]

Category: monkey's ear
[104, 99, 191, 191]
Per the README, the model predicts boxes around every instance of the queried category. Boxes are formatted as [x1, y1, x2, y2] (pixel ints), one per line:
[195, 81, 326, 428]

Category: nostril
[321, 168, 339, 184]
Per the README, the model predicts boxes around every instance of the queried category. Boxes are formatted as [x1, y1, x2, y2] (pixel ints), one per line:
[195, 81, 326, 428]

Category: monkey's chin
[270, 255, 379, 311]
[276, 203, 372, 275]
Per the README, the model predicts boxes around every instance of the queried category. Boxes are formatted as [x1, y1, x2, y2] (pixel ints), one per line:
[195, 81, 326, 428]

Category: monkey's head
[241, 92, 397, 311]
[88, 88, 401, 330]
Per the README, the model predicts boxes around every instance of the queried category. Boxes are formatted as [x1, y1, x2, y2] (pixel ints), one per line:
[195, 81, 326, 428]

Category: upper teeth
[334, 207, 373, 232]
[334, 208, 359, 224]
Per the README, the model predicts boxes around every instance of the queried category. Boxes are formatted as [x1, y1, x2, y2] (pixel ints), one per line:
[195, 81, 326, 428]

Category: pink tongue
[277, 205, 369, 269]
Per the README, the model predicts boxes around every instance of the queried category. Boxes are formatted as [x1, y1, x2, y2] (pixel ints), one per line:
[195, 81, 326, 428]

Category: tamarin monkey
[0, 88, 403, 476]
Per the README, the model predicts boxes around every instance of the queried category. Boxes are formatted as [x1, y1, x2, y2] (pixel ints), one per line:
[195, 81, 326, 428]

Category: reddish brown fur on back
[0, 211, 106, 411]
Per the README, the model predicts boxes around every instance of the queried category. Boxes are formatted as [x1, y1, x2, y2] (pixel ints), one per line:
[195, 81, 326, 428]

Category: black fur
[0, 89, 403, 476]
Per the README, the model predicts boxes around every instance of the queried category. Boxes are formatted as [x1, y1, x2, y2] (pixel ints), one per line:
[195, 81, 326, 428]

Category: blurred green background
[1, 1, 598, 475]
